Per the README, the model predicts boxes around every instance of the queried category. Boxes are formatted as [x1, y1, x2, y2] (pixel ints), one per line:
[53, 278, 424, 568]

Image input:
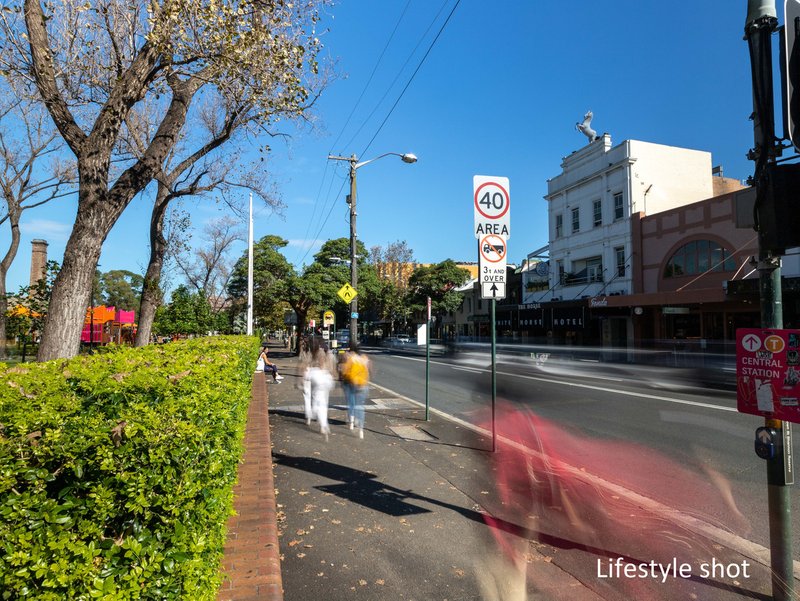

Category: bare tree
[0, 89, 75, 358]
[370, 240, 416, 290]
[131, 93, 284, 346]
[0, 0, 326, 360]
[172, 214, 243, 309]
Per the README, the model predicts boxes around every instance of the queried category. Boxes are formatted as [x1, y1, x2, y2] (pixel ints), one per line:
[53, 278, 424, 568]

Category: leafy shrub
[0, 336, 257, 600]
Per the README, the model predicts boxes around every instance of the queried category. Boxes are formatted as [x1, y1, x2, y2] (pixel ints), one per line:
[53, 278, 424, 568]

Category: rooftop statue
[576, 110, 599, 142]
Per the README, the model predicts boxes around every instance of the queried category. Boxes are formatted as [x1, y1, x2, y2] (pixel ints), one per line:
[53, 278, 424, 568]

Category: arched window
[663, 240, 736, 278]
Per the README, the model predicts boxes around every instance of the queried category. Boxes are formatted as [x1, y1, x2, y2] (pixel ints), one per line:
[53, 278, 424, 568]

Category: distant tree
[228, 234, 294, 331]
[6, 261, 60, 357]
[369, 239, 415, 291]
[152, 285, 217, 337]
[100, 270, 144, 311]
[407, 260, 470, 338]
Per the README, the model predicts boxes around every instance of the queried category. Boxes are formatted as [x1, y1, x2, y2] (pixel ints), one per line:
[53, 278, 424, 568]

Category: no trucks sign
[737, 328, 800, 423]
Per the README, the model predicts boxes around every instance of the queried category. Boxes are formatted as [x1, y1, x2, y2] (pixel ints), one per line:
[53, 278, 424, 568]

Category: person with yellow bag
[341, 342, 370, 439]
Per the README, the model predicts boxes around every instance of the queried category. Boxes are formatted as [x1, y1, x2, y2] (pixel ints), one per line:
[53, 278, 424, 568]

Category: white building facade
[539, 134, 716, 304]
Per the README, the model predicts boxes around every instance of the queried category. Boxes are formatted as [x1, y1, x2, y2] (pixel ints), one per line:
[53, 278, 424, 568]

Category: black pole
[746, 4, 794, 599]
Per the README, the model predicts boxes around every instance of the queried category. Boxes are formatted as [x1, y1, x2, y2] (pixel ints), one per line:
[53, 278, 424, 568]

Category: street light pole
[328, 152, 417, 343]
[348, 155, 358, 338]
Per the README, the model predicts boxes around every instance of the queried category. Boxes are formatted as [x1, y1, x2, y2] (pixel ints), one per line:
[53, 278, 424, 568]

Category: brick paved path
[217, 372, 283, 601]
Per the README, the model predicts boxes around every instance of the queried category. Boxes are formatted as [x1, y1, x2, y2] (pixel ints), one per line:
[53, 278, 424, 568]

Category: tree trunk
[36, 208, 105, 361]
[0, 220, 21, 360]
[135, 186, 170, 347]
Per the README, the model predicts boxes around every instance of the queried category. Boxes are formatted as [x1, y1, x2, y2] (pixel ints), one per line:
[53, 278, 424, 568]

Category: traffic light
[784, 0, 800, 150]
[756, 162, 800, 253]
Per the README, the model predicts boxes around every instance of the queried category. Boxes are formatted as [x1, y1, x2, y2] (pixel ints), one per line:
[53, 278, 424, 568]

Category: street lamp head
[401, 153, 418, 164]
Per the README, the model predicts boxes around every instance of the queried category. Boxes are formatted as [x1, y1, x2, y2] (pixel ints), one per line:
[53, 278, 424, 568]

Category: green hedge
[0, 336, 257, 600]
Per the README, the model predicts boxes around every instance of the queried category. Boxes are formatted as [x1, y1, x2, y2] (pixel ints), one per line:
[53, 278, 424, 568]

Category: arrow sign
[337, 283, 358, 304]
[482, 282, 505, 299]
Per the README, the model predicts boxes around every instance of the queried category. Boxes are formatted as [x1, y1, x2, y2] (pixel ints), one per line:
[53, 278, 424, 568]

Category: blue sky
[6, 1, 766, 293]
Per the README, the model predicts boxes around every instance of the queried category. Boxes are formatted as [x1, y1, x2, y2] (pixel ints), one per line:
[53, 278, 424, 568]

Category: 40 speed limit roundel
[473, 175, 510, 239]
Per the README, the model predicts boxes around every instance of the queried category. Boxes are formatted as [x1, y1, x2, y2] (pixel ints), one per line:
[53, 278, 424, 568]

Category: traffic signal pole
[745, 3, 795, 599]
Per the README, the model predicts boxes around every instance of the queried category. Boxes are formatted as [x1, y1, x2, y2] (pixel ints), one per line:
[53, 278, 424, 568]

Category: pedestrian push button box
[755, 427, 778, 460]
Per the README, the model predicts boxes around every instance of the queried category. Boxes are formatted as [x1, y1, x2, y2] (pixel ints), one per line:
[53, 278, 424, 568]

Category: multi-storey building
[541, 134, 742, 302]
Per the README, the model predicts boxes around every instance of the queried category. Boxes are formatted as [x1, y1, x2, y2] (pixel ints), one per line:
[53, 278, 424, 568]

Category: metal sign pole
[425, 296, 431, 421]
[491, 298, 497, 453]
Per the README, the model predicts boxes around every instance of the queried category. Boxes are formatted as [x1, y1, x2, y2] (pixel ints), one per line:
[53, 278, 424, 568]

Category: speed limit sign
[474, 175, 510, 239]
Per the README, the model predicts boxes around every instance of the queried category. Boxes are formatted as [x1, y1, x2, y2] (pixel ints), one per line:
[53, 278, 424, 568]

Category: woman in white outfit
[308, 344, 335, 440]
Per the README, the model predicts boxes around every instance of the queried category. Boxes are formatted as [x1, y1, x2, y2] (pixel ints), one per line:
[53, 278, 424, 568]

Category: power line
[339, 0, 453, 154]
[296, 0, 461, 266]
[361, 0, 461, 157]
[294, 1, 412, 266]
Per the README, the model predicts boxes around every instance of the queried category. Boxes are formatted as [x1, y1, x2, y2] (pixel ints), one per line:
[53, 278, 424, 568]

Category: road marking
[496, 369, 737, 413]
[385, 355, 735, 413]
[368, 380, 800, 578]
[452, 366, 484, 373]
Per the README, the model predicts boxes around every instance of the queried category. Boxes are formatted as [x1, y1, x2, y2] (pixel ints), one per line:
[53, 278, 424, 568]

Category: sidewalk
[220, 344, 780, 601]
[258, 344, 602, 601]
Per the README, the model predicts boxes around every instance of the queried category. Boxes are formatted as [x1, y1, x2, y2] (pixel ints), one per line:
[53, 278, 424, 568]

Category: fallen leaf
[297, 553, 306, 558]
[359, 579, 367, 586]
[375, 579, 385, 585]
[288, 540, 303, 547]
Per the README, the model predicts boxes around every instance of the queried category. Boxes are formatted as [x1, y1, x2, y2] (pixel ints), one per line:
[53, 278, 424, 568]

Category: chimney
[29, 239, 48, 287]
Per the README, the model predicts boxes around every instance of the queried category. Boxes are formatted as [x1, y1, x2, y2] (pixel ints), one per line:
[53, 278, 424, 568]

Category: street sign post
[473, 175, 510, 453]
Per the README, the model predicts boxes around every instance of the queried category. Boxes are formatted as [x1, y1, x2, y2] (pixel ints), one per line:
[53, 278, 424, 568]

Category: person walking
[258, 345, 284, 383]
[298, 338, 313, 425]
[308, 342, 335, 440]
[341, 342, 370, 439]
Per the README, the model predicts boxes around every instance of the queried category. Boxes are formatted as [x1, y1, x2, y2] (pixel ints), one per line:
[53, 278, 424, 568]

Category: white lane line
[452, 366, 483, 373]
[494, 369, 737, 413]
[368, 380, 800, 578]
[381, 355, 734, 413]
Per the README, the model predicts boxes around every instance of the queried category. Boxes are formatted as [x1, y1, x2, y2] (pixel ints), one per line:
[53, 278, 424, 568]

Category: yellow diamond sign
[337, 283, 358, 304]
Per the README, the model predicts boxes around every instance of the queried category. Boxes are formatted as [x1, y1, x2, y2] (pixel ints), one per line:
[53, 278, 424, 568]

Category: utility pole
[348, 156, 358, 339]
[328, 152, 417, 342]
[247, 192, 254, 337]
[745, 2, 795, 599]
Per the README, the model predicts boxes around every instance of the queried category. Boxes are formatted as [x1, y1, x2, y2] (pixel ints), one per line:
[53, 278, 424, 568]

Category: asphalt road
[366, 346, 800, 565]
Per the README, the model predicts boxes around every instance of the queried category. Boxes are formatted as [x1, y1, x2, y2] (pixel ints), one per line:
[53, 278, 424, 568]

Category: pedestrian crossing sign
[337, 283, 358, 304]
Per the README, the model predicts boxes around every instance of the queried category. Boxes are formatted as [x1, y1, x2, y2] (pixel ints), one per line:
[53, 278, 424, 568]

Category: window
[555, 214, 563, 238]
[613, 192, 624, 220]
[664, 239, 736, 278]
[615, 246, 625, 277]
[567, 256, 603, 284]
[593, 200, 602, 227]
[571, 207, 580, 233]
[557, 261, 565, 285]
